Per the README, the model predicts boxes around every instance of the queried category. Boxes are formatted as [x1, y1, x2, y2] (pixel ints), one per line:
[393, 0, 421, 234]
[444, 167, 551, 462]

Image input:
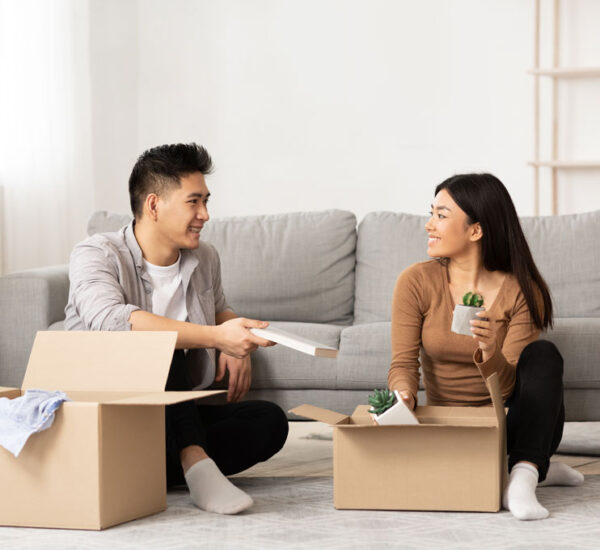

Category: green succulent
[462, 291, 484, 307]
[368, 388, 395, 415]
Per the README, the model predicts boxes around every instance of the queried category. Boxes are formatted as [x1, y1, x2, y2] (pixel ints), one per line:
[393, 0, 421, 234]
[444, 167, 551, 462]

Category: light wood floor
[232, 421, 600, 478]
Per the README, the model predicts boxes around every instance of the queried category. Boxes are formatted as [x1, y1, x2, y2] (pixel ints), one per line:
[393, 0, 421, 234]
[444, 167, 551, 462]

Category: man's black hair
[128, 143, 213, 218]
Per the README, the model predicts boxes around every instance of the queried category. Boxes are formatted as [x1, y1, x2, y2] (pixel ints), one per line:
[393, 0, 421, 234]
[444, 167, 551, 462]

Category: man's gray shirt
[64, 221, 231, 389]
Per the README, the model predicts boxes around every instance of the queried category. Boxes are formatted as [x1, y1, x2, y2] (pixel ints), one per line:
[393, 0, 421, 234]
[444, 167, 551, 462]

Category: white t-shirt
[142, 254, 188, 322]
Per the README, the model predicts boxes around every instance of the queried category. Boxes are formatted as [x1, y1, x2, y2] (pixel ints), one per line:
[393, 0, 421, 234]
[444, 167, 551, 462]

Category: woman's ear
[470, 222, 483, 242]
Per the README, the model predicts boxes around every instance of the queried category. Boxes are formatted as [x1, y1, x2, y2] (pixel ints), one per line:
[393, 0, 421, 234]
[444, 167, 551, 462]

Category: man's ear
[145, 193, 159, 222]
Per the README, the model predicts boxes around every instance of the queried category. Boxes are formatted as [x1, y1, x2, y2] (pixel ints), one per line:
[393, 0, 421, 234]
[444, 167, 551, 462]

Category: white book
[249, 326, 338, 359]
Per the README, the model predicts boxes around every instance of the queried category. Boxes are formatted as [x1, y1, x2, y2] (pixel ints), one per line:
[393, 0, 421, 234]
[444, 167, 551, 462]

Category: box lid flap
[485, 372, 505, 428]
[0, 387, 21, 398]
[289, 404, 348, 425]
[107, 390, 225, 406]
[22, 331, 178, 392]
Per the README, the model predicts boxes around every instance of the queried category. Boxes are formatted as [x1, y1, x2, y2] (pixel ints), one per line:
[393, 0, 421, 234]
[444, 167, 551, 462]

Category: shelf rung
[528, 160, 600, 169]
[528, 67, 600, 78]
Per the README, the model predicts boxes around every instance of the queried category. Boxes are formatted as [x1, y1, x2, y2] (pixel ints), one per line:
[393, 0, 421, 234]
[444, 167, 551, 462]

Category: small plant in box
[368, 389, 395, 416]
[451, 291, 485, 336]
[368, 389, 419, 426]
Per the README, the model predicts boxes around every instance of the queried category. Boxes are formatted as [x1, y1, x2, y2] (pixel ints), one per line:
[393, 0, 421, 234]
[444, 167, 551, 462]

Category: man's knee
[246, 400, 289, 458]
[262, 401, 289, 455]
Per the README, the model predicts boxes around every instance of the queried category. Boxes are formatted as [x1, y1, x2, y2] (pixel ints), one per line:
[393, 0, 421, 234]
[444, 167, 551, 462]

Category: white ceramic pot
[370, 390, 419, 425]
[451, 304, 485, 336]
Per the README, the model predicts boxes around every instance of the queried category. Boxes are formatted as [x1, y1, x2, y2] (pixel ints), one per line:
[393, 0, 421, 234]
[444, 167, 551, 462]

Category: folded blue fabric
[0, 389, 70, 457]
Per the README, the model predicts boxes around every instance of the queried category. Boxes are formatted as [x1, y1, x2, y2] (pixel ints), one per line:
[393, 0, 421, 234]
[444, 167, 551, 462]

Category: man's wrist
[206, 324, 220, 349]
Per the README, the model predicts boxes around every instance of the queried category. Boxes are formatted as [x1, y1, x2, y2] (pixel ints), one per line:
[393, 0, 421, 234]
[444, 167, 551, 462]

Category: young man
[65, 143, 288, 515]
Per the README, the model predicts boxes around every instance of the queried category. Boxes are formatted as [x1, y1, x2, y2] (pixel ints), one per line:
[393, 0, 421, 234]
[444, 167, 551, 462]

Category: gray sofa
[1, 209, 599, 420]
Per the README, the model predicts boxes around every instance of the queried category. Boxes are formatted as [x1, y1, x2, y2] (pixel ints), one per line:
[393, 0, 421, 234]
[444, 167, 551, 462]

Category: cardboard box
[0, 331, 224, 530]
[290, 372, 507, 512]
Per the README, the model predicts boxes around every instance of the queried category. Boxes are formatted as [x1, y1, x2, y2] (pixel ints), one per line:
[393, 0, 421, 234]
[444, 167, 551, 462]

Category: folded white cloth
[0, 389, 70, 457]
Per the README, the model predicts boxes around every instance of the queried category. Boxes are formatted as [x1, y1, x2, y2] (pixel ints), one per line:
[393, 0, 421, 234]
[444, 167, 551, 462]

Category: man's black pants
[505, 339, 565, 482]
[165, 350, 289, 487]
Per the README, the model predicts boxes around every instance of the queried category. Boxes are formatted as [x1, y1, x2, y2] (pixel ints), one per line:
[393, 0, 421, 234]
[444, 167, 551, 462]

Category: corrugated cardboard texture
[0, 403, 102, 529]
[334, 424, 502, 511]
[289, 404, 349, 425]
[99, 405, 166, 528]
[0, 387, 22, 399]
[22, 331, 178, 392]
[292, 372, 506, 512]
[111, 390, 225, 406]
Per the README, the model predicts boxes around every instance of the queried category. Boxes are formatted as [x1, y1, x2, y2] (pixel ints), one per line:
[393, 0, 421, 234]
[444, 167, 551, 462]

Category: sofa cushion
[520, 210, 600, 318]
[544, 318, 600, 389]
[201, 210, 356, 324]
[354, 212, 429, 324]
[246, 321, 342, 390]
[337, 319, 600, 394]
[336, 322, 392, 389]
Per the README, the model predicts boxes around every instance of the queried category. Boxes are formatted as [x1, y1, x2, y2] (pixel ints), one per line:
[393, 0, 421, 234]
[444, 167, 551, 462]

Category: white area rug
[558, 422, 600, 455]
[0, 476, 599, 549]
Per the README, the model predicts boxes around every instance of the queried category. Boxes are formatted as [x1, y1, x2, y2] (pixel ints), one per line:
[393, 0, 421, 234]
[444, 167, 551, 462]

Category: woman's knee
[520, 339, 564, 377]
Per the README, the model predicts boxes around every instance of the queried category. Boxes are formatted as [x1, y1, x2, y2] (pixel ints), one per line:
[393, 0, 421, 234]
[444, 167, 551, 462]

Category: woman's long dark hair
[435, 173, 553, 331]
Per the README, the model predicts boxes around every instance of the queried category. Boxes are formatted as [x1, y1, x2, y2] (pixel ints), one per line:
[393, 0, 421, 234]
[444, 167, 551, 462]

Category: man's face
[155, 172, 210, 250]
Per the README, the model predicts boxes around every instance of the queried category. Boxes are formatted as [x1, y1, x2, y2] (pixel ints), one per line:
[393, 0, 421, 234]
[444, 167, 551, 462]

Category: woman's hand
[398, 390, 416, 411]
[470, 309, 498, 362]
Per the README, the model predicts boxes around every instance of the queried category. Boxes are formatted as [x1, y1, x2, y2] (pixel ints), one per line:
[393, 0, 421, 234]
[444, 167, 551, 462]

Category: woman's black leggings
[505, 339, 565, 482]
[165, 350, 289, 487]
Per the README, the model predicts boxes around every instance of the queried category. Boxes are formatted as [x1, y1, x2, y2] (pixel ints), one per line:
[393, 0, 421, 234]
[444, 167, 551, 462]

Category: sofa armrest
[0, 265, 69, 387]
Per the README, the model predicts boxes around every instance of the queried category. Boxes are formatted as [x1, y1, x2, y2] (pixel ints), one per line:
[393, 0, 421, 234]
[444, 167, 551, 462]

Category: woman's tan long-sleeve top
[388, 260, 542, 406]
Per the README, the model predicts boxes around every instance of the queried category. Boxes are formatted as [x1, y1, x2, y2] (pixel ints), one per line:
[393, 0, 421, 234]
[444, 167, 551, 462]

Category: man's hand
[470, 309, 498, 362]
[214, 318, 276, 358]
[216, 352, 252, 402]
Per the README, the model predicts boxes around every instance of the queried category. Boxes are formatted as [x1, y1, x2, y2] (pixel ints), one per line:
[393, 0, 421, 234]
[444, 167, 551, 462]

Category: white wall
[1, 0, 595, 273]
[87, 0, 600, 223]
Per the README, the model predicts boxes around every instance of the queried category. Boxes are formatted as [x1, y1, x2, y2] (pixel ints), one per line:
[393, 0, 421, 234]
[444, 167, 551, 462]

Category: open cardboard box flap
[5, 331, 226, 405]
[290, 372, 505, 427]
[22, 331, 177, 392]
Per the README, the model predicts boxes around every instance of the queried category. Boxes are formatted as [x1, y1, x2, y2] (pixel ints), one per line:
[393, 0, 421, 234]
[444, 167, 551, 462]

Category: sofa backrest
[88, 209, 357, 325]
[354, 209, 600, 323]
[520, 210, 600, 318]
[354, 212, 430, 324]
[201, 210, 357, 324]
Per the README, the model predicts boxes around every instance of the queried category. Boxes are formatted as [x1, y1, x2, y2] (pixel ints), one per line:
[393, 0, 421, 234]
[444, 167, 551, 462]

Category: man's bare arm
[129, 310, 274, 358]
[216, 309, 238, 325]
[129, 310, 217, 349]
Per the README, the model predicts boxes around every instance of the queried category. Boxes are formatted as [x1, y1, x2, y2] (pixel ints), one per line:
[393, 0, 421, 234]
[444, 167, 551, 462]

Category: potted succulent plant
[368, 388, 419, 426]
[451, 291, 485, 336]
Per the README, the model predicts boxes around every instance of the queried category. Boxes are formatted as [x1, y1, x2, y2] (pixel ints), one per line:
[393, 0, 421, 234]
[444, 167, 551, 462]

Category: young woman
[388, 173, 583, 521]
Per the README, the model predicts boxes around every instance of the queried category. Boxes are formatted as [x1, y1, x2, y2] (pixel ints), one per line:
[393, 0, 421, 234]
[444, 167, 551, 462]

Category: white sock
[502, 462, 549, 520]
[184, 458, 253, 515]
[538, 461, 584, 487]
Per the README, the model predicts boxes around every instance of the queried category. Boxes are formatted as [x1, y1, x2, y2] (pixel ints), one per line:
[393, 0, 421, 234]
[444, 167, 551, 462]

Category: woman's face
[425, 189, 480, 258]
